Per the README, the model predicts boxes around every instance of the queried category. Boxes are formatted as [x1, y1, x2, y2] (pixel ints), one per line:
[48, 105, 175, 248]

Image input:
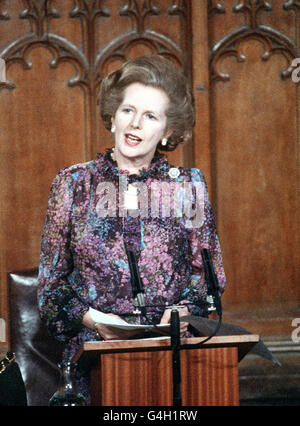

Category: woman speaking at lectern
[37, 55, 226, 400]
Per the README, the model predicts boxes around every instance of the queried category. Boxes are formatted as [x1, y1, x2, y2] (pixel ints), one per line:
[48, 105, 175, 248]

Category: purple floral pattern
[38, 149, 226, 364]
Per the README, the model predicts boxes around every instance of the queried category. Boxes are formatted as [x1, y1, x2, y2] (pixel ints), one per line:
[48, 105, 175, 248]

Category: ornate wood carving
[283, 0, 300, 13]
[208, 0, 225, 16]
[119, 0, 160, 34]
[209, 0, 299, 83]
[0, 0, 188, 94]
[168, 0, 188, 17]
[0, 0, 192, 331]
[233, 0, 272, 27]
[0, 0, 9, 21]
[0, 2, 298, 373]
[283, 0, 300, 49]
[96, 1, 187, 88]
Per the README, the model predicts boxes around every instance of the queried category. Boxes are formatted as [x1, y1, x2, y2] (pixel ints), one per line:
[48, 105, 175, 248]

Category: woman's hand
[95, 314, 141, 341]
[159, 306, 189, 337]
[82, 310, 141, 341]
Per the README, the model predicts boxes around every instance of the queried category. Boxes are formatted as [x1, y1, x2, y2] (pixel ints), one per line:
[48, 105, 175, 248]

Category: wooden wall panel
[0, 47, 87, 269]
[91, 0, 193, 166]
[0, 4, 89, 319]
[0, 0, 193, 335]
[204, 0, 299, 336]
[213, 42, 298, 304]
[0, 0, 299, 403]
[0, 0, 299, 346]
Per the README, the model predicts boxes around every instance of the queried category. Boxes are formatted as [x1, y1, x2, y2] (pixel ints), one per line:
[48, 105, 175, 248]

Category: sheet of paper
[89, 308, 128, 326]
[89, 307, 170, 332]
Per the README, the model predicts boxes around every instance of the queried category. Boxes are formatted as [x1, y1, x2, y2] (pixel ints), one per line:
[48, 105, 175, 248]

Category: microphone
[171, 307, 181, 406]
[124, 245, 146, 316]
[201, 249, 222, 316]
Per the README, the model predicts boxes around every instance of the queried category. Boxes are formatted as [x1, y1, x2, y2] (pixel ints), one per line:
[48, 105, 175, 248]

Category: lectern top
[73, 334, 259, 364]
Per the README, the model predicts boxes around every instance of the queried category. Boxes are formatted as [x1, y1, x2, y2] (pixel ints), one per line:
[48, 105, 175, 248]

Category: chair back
[9, 269, 63, 406]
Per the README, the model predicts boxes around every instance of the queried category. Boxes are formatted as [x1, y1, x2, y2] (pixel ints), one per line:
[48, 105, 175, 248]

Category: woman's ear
[111, 118, 116, 133]
[165, 128, 173, 139]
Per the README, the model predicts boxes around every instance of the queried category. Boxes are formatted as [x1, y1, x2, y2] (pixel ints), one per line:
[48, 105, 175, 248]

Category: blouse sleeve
[37, 169, 89, 342]
[180, 169, 226, 314]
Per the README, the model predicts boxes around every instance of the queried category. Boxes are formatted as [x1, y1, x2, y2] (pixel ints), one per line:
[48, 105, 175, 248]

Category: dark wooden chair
[8, 269, 63, 406]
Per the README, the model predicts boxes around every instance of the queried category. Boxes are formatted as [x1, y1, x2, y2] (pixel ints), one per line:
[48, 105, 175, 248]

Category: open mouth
[125, 133, 142, 146]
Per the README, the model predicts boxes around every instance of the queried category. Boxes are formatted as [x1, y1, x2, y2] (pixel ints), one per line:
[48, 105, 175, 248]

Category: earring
[111, 124, 116, 133]
[161, 138, 168, 146]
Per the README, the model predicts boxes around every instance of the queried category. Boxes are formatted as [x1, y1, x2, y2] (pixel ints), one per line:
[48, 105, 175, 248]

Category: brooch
[168, 167, 180, 179]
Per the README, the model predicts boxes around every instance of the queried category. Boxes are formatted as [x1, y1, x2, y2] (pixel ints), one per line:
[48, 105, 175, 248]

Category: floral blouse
[37, 149, 226, 361]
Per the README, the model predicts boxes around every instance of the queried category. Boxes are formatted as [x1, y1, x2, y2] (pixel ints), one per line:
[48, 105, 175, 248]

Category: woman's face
[111, 82, 170, 164]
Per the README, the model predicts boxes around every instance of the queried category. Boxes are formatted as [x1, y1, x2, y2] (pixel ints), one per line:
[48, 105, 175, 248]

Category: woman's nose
[131, 113, 142, 129]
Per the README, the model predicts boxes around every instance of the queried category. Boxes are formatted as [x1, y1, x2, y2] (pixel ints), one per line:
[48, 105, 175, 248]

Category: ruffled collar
[96, 148, 169, 183]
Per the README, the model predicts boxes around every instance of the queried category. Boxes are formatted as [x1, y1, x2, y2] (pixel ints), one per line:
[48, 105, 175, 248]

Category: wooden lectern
[73, 334, 259, 406]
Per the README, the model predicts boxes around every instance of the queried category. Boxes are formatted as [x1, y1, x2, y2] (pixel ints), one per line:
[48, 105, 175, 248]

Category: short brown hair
[98, 55, 195, 151]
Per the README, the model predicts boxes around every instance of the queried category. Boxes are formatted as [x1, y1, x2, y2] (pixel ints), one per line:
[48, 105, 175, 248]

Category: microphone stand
[201, 249, 222, 317]
[123, 243, 222, 405]
[124, 244, 146, 317]
[181, 248, 223, 349]
[171, 307, 182, 407]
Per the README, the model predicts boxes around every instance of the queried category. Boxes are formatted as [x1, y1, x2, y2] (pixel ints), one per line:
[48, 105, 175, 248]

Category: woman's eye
[122, 107, 133, 113]
[146, 113, 157, 120]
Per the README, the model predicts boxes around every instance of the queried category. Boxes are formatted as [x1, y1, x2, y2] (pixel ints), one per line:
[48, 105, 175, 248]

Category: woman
[38, 55, 226, 401]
